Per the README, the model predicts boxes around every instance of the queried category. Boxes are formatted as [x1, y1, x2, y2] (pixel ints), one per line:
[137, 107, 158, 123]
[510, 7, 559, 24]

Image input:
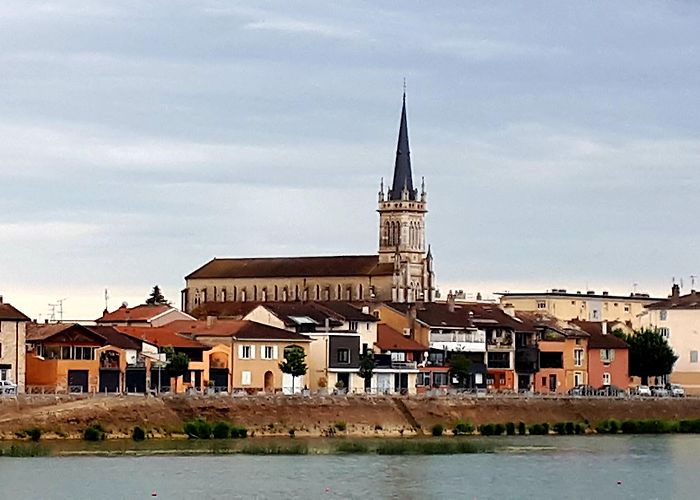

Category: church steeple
[389, 92, 416, 201]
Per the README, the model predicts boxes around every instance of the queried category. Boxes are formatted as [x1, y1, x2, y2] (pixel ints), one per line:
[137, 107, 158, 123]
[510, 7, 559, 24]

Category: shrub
[528, 423, 547, 435]
[679, 419, 700, 433]
[288, 428, 296, 438]
[621, 420, 638, 434]
[83, 424, 106, 441]
[374, 424, 383, 431]
[27, 428, 42, 442]
[336, 441, 369, 453]
[231, 425, 248, 439]
[431, 424, 444, 437]
[132, 426, 146, 441]
[505, 422, 516, 436]
[575, 423, 586, 435]
[596, 419, 620, 434]
[453, 420, 474, 436]
[552, 422, 566, 435]
[517, 422, 527, 435]
[565, 422, 575, 435]
[494, 423, 506, 436]
[479, 423, 495, 436]
[184, 418, 212, 439]
[335, 421, 347, 432]
[212, 421, 231, 439]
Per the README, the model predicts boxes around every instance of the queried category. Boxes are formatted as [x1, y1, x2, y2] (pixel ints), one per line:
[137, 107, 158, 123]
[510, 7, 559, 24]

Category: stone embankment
[2, 394, 700, 439]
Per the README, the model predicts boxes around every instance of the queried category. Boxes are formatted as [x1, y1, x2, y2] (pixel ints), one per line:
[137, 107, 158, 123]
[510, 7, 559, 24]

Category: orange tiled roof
[96, 304, 172, 323]
[376, 324, 427, 351]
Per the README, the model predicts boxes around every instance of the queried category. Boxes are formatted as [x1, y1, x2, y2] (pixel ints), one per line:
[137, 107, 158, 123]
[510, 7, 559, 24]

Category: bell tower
[377, 91, 433, 302]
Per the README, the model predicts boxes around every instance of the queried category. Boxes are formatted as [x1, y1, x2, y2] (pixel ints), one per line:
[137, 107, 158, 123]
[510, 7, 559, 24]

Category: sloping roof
[570, 321, 629, 349]
[0, 302, 30, 321]
[186, 255, 394, 280]
[376, 324, 427, 351]
[190, 301, 261, 320]
[115, 323, 206, 349]
[26, 323, 105, 343]
[386, 302, 523, 330]
[646, 292, 700, 310]
[186, 320, 311, 342]
[499, 291, 662, 302]
[96, 304, 172, 323]
[88, 326, 142, 350]
[515, 311, 590, 339]
[389, 92, 416, 201]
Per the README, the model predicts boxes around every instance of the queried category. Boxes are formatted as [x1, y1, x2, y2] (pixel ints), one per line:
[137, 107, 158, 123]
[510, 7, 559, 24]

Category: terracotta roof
[0, 302, 30, 321]
[646, 292, 700, 310]
[96, 304, 172, 323]
[186, 255, 394, 280]
[499, 291, 663, 302]
[115, 322, 206, 349]
[386, 302, 523, 330]
[26, 323, 104, 343]
[515, 311, 590, 338]
[570, 321, 629, 349]
[376, 324, 427, 351]
[190, 301, 261, 320]
[185, 320, 311, 342]
[88, 326, 142, 350]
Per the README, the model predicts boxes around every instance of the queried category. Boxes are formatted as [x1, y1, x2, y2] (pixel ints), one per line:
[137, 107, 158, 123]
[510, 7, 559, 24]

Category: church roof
[389, 92, 416, 201]
[186, 255, 394, 280]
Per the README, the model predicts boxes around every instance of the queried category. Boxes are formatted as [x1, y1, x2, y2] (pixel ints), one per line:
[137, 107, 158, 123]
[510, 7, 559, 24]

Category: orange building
[574, 321, 630, 389]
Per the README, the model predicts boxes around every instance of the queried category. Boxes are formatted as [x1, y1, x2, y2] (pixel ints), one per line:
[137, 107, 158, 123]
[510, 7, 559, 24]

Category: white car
[668, 384, 686, 397]
[634, 385, 652, 396]
[0, 380, 18, 395]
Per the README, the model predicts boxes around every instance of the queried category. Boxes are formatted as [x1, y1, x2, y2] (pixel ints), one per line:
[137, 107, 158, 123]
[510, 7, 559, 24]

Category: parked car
[650, 385, 670, 397]
[568, 384, 597, 396]
[667, 384, 686, 397]
[632, 385, 652, 396]
[0, 380, 18, 395]
[597, 385, 626, 397]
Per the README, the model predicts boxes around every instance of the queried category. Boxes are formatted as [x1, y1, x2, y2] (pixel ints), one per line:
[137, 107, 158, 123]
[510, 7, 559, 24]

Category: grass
[241, 443, 309, 455]
[0, 444, 49, 457]
[375, 439, 490, 455]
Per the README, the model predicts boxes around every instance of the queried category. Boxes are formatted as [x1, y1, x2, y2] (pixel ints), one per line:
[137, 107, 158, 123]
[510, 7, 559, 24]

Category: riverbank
[2, 394, 700, 440]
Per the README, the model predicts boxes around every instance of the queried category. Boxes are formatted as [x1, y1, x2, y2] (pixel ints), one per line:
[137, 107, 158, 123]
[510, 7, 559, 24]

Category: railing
[430, 332, 485, 343]
[486, 338, 513, 348]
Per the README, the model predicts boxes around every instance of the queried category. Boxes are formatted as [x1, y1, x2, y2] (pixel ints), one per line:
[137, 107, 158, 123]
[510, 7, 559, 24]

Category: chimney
[502, 302, 516, 317]
[671, 284, 680, 299]
[0, 295, 3, 303]
[467, 310, 474, 328]
[602, 320, 608, 336]
[447, 291, 456, 313]
[206, 315, 217, 328]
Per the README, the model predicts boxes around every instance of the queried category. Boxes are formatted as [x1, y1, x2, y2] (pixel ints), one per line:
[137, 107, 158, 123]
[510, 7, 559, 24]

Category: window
[537, 301, 546, 309]
[0, 369, 7, 381]
[348, 321, 358, 332]
[0, 342, 2, 357]
[624, 304, 630, 313]
[487, 352, 510, 369]
[660, 310, 668, 321]
[391, 352, 406, 362]
[432, 372, 448, 387]
[600, 349, 615, 363]
[602, 373, 611, 385]
[337, 348, 350, 364]
[574, 372, 583, 386]
[691, 351, 699, 364]
[541, 376, 546, 386]
[574, 349, 584, 367]
[241, 371, 251, 386]
[416, 373, 430, 386]
[239, 345, 253, 359]
[659, 327, 670, 338]
[540, 352, 564, 369]
[262, 346, 277, 360]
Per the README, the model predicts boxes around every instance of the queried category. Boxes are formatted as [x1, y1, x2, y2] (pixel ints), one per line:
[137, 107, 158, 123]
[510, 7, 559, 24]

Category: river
[0, 435, 696, 499]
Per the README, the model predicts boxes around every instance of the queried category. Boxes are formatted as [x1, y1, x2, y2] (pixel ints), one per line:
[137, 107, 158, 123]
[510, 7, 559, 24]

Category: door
[377, 374, 392, 394]
[68, 370, 89, 393]
[209, 368, 229, 390]
[548, 374, 557, 392]
[125, 368, 147, 393]
[336, 372, 350, 393]
[282, 373, 303, 395]
[394, 373, 408, 394]
[99, 369, 120, 393]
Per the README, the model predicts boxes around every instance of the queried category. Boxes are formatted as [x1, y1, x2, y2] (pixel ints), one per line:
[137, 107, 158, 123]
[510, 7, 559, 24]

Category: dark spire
[389, 91, 416, 201]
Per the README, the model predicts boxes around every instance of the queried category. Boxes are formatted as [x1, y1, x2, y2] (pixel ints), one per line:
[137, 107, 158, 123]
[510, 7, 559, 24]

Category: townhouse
[96, 303, 194, 327]
[0, 297, 30, 391]
[573, 320, 629, 389]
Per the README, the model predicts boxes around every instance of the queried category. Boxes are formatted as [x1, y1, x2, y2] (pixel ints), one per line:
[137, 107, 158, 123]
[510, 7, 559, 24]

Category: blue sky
[1, 1, 698, 319]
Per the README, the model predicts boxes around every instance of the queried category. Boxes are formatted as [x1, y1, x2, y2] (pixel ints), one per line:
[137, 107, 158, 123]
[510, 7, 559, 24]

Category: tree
[146, 285, 168, 305]
[358, 350, 376, 392]
[448, 354, 472, 388]
[614, 328, 678, 385]
[279, 346, 307, 394]
[164, 347, 190, 389]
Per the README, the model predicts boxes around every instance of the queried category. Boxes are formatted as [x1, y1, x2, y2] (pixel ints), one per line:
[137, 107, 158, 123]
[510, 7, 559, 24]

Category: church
[181, 93, 436, 313]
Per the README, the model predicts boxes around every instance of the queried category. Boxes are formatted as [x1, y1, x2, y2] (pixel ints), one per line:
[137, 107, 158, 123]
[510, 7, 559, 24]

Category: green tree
[146, 285, 168, 305]
[164, 347, 190, 382]
[358, 350, 376, 392]
[614, 328, 678, 385]
[448, 354, 472, 388]
[279, 346, 308, 394]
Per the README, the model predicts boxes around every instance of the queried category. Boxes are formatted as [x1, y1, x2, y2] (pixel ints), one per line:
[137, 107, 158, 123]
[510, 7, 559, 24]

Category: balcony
[430, 331, 486, 353]
[486, 336, 513, 350]
[374, 354, 418, 370]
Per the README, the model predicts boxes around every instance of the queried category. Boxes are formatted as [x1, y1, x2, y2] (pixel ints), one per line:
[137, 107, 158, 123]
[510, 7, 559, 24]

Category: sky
[1, 1, 698, 320]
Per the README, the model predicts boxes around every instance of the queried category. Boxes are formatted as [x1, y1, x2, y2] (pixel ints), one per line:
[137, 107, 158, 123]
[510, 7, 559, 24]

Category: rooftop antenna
[56, 298, 68, 322]
[47, 303, 57, 322]
[691, 275, 698, 290]
[104, 288, 110, 311]
[633, 282, 639, 294]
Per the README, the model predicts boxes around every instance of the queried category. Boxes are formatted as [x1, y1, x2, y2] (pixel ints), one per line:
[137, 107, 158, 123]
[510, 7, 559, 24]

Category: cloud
[0, 222, 101, 242]
[244, 18, 365, 40]
[430, 38, 568, 61]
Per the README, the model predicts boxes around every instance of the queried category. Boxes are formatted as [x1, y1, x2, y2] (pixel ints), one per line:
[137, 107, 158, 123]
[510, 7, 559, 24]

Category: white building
[0, 296, 30, 392]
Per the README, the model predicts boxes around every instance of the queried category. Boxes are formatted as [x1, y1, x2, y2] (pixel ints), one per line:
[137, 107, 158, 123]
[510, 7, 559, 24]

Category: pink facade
[588, 347, 629, 389]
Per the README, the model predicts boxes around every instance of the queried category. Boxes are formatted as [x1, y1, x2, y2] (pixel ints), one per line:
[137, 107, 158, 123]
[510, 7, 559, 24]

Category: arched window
[315, 284, 320, 300]
[282, 287, 288, 301]
[274, 285, 278, 301]
[295, 285, 300, 301]
[253, 285, 258, 301]
[337, 284, 342, 300]
[221, 288, 227, 302]
[384, 221, 390, 246]
[261, 288, 267, 302]
[232, 286, 237, 302]
[241, 289, 247, 302]
[213, 286, 217, 302]
[358, 284, 364, 300]
[346, 286, 353, 301]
